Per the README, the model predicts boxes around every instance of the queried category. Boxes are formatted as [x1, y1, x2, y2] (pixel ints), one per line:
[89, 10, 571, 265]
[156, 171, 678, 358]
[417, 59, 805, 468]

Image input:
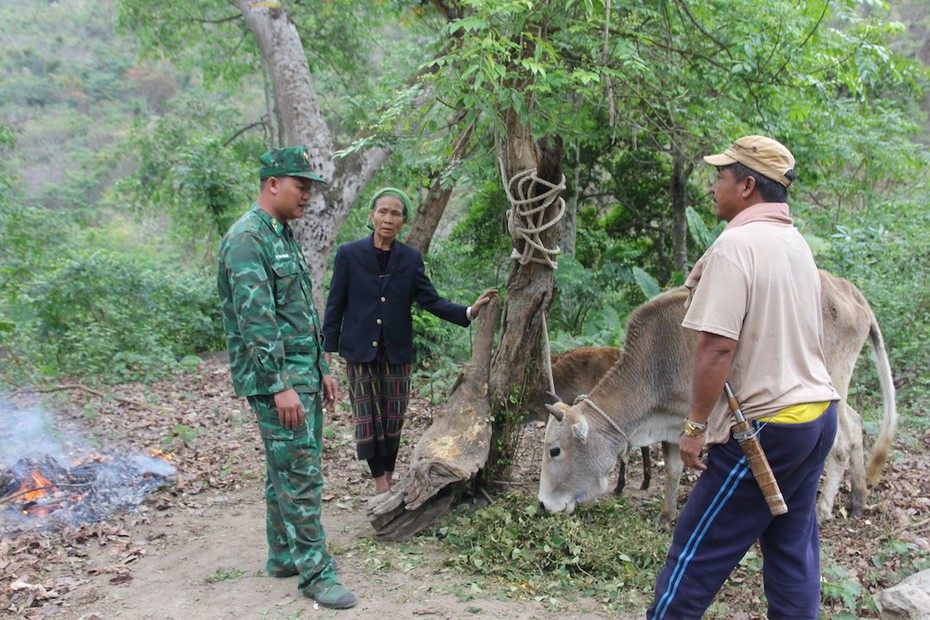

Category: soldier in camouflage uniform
[217, 146, 357, 610]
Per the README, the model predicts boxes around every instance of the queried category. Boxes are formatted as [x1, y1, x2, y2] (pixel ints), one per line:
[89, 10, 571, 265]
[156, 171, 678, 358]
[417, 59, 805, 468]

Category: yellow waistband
[757, 401, 830, 424]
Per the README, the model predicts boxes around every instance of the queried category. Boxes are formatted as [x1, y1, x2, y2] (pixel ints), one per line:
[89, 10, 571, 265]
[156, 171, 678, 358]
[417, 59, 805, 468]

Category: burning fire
[148, 448, 174, 461]
[2, 450, 177, 529]
[16, 469, 54, 503]
[1, 402, 178, 532]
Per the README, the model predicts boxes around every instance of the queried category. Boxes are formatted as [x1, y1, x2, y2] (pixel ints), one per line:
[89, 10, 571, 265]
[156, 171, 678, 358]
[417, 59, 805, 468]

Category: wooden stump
[366, 298, 500, 540]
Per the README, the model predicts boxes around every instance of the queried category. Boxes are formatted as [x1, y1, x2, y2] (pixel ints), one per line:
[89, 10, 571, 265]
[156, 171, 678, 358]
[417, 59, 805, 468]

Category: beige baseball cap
[703, 135, 795, 188]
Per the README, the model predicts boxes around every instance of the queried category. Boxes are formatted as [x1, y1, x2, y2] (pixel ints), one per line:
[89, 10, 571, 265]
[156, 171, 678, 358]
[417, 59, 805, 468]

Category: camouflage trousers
[247, 392, 339, 593]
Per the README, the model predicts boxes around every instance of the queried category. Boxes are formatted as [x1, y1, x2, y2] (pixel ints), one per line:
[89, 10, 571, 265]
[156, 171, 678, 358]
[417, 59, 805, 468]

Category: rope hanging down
[541, 312, 555, 394]
[500, 163, 566, 268]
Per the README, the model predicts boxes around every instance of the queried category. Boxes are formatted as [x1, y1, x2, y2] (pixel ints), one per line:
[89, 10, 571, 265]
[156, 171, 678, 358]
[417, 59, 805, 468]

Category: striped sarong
[346, 361, 411, 461]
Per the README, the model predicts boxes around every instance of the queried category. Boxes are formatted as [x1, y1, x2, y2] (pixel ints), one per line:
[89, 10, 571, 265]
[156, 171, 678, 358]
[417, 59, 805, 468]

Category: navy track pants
[648, 403, 837, 620]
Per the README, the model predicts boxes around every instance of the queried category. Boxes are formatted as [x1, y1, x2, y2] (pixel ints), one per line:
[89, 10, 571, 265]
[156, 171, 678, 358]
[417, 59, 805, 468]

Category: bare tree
[235, 1, 390, 310]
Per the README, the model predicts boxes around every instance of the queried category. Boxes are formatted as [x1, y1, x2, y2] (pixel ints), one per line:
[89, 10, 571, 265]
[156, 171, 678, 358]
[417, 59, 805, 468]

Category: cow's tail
[865, 312, 897, 487]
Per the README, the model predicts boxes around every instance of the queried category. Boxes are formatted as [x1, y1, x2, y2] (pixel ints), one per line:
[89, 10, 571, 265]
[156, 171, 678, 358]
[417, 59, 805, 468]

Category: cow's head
[537, 400, 624, 514]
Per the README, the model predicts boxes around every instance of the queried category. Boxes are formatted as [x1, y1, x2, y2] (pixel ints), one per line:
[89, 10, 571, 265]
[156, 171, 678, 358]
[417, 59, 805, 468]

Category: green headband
[368, 187, 411, 221]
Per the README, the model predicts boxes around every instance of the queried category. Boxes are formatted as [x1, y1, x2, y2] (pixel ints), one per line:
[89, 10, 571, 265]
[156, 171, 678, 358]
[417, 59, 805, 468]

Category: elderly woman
[322, 187, 495, 496]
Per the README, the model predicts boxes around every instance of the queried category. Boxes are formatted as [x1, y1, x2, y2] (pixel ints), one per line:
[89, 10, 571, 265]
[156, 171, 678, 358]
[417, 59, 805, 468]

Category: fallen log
[366, 297, 500, 540]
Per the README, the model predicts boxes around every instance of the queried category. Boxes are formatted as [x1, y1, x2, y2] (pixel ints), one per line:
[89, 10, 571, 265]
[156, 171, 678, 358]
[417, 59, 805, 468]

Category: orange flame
[17, 469, 54, 502]
[24, 505, 54, 517]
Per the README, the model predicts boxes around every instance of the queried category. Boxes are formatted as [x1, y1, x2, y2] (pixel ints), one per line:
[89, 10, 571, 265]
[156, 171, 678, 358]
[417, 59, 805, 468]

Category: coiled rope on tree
[500, 164, 566, 268]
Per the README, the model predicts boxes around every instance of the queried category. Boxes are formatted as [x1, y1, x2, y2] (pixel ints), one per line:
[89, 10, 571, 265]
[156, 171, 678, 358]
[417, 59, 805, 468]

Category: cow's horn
[545, 403, 564, 421]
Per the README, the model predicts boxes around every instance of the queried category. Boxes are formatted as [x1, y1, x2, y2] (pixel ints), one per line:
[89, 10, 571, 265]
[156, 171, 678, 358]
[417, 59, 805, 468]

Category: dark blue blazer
[322, 236, 470, 364]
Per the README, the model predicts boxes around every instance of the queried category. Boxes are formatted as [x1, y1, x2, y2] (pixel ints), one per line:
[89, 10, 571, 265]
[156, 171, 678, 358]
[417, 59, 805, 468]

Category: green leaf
[632, 267, 661, 300]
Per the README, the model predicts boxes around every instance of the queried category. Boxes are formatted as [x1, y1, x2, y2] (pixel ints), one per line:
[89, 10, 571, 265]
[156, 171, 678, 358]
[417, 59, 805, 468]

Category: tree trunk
[404, 120, 475, 254]
[670, 149, 692, 274]
[260, 60, 278, 148]
[487, 109, 565, 476]
[236, 0, 389, 311]
[402, 182, 453, 256]
[366, 297, 500, 540]
[561, 139, 580, 257]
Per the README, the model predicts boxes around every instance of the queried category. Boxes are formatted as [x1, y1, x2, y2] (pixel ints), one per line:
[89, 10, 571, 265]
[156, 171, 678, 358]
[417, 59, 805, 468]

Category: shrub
[812, 200, 930, 417]
[3, 247, 222, 383]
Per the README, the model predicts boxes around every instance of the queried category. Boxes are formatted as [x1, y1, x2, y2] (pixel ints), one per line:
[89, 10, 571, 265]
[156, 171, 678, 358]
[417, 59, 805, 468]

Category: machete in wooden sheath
[723, 382, 788, 516]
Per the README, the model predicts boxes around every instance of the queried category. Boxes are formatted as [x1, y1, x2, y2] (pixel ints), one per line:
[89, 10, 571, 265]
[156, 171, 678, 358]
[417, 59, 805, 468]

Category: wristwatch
[682, 418, 707, 438]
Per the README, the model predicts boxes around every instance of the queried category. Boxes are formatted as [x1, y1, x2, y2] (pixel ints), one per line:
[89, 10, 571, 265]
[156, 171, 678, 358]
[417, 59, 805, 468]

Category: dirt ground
[47, 485, 610, 620]
[1, 356, 625, 619]
[1, 354, 928, 619]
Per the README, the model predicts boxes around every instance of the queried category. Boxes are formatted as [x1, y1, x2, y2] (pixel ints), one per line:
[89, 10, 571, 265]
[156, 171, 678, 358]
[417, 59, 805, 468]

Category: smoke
[1, 398, 178, 529]
[0, 402, 76, 468]
[128, 452, 177, 477]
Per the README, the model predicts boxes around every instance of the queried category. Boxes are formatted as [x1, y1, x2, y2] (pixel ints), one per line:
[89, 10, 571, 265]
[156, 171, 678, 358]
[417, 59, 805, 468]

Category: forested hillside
[2, 0, 927, 407]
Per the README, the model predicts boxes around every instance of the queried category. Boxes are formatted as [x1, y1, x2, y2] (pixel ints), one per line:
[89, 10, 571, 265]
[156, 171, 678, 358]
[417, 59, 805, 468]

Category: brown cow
[538, 270, 896, 526]
[549, 347, 622, 405]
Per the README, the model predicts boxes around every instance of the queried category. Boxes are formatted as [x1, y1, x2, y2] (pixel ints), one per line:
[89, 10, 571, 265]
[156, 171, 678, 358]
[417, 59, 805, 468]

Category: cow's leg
[844, 405, 867, 516]
[817, 400, 853, 520]
[658, 440, 682, 529]
[613, 456, 627, 496]
[614, 446, 653, 495]
[640, 446, 652, 490]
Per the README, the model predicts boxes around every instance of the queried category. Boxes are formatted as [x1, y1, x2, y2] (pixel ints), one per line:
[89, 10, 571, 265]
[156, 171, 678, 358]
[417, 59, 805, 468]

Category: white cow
[538, 270, 897, 526]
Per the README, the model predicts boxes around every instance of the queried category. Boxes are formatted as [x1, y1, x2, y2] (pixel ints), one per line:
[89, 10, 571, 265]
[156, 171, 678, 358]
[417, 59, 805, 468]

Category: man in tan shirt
[648, 136, 839, 620]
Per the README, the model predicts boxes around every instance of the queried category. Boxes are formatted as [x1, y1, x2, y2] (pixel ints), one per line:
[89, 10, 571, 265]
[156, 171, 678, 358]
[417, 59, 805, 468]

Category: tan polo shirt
[683, 218, 839, 446]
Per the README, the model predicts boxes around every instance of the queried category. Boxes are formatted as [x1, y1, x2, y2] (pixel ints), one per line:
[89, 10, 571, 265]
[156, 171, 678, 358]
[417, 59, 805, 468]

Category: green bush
[447, 180, 511, 265]
[811, 199, 930, 417]
[115, 96, 259, 261]
[2, 247, 222, 383]
[550, 254, 627, 350]
[411, 307, 465, 403]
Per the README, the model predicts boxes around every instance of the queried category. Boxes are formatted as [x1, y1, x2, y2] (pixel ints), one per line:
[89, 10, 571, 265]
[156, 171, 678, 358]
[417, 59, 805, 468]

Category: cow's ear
[545, 403, 564, 421]
[545, 391, 562, 405]
[571, 419, 589, 443]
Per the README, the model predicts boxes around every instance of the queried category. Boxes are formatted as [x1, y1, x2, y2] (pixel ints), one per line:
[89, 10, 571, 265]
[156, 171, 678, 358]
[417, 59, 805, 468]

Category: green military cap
[259, 146, 327, 183]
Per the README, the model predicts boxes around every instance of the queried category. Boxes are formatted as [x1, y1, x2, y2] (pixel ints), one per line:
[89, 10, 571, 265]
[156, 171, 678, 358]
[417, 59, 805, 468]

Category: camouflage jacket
[217, 203, 328, 397]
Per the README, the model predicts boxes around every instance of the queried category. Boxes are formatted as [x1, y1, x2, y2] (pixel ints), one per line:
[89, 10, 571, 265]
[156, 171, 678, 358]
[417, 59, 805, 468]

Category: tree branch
[9, 384, 176, 413]
[223, 121, 267, 147]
